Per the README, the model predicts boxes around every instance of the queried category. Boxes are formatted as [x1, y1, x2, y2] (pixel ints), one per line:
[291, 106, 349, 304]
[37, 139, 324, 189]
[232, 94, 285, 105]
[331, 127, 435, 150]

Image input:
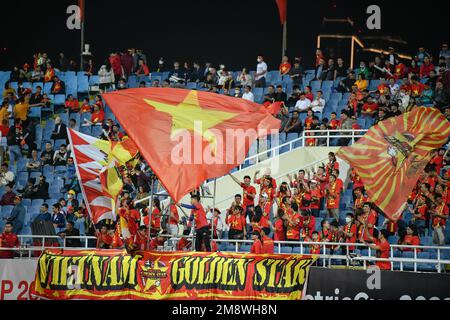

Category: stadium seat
[310, 80, 321, 92]
[78, 75, 89, 93]
[43, 82, 53, 94]
[321, 80, 333, 91]
[239, 245, 251, 253]
[280, 246, 292, 254]
[54, 94, 66, 105]
[226, 244, 236, 252]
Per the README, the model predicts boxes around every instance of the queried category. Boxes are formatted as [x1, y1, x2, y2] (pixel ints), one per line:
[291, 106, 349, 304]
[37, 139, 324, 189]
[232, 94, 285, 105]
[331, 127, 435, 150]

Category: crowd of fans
[1, 44, 449, 268]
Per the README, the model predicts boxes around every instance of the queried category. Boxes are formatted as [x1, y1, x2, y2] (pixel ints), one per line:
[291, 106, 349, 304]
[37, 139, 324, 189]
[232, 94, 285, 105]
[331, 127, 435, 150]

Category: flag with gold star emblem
[337, 107, 450, 221]
[102, 88, 281, 202]
[68, 129, 139, 224]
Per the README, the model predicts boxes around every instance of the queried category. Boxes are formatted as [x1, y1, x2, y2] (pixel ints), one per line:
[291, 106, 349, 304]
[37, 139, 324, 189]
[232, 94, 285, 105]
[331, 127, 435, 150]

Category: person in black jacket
[31, 175, 49, 200]
[189, 62, 204, 82]
[274, 85, 287, 103]
[50, 117, 68, 140]
[50, 76, 66, 94]
[58, 221, 81, 247]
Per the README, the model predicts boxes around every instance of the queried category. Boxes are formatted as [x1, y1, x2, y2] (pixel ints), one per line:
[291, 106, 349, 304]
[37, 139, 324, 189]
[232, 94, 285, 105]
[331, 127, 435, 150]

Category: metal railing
[2, 235, 449, 273]
[232, 129, 368, 172]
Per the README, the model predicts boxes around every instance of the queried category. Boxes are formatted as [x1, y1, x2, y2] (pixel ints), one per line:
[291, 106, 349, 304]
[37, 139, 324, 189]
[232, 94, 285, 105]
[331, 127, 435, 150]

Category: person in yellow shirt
[2, 82, 16, 99]
[354, 74, 368, 91]
[13, 97, 29, 122]
[0, 101, 10, 123]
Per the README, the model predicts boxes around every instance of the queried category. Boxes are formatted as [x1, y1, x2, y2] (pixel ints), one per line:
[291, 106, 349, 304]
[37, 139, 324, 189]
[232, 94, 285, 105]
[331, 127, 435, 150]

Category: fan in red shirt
[276, 182, 291, 209]
[279, 56, 292, 76]
[309, 180, 323, 217]
[129, 225, 150, 251]
[306, 231, 321, 255]
[351, 168, 365, 192]
[300, 211, 315, 240]
[429, 148, 445, 175]
[254, 170, 277, 200]
[227, 205, 246, 240]
[341, 213, 357, 253]
[261, 229, 275, 254]
[353, 187, 368, 210]
[419, 57, 435, 78]
[179, 194, 211, 252]
[399, 225, 421, 252]
[228, 173, 256, 213]
[118, 200, 138, 237]
[149, 232, 167, 250]
[410, 76, 425, 97]
[80, 98, 92, 113]
[326, 174, 341, 221]
[90, 105, 105, 125]
[285, 202, 301, 242]
[325, 152, 339, 177]
[361, 99, 379, 117]
[0, 222, 20, 259]
[143, 199, 162, 237]
[328, 112, 340, 130]
[358, 203, 378, 243]
[273, 209, 286, 241]
[65, 95, 80, 113]
[257, 195, 273, 235]
[96, 225, 113, 249]
[250, 231, 264, 254]
[365, 229, 391, 270]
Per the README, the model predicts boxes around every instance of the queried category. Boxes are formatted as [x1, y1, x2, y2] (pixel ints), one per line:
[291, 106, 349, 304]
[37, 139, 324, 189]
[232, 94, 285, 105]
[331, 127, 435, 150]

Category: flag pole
[146, 178, 154, 250]
[210, 179, 217, 242]
[282, 21, 287, 58]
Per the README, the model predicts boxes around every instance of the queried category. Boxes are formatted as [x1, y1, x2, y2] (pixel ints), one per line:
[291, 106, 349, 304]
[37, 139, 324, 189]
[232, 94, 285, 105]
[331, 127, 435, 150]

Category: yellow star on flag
[144, 90, 238, 154]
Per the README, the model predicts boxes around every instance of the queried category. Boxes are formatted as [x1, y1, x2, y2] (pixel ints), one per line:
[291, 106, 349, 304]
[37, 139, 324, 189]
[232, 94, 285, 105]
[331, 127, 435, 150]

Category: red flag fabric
[275, 0, 288, 25]
[265, 101, 283, 115]
[337, 107, 450, 221]
[102, 88, 281, 202]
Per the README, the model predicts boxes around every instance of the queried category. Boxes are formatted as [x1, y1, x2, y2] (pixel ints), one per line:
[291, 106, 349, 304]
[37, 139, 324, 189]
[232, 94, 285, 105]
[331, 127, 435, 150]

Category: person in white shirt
[295, 93, 311, 112]
[242, 85, 255, 102]
[255, 55, 268, 88]
[310, 90, 326, 113]
[388, 77, 399, 96]
[0, 163, 15, 187]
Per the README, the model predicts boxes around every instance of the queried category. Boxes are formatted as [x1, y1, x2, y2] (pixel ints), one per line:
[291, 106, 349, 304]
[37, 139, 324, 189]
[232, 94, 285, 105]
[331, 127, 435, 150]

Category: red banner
[32, 249, 316, 300]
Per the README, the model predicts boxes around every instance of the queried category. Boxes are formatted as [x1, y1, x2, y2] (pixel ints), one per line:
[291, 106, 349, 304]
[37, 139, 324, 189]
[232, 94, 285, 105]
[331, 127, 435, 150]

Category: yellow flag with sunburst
[337, 106, 450, 221]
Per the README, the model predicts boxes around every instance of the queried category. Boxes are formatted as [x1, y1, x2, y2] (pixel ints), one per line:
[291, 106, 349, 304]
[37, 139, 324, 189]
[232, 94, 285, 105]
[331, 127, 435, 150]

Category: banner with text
[32, 249, 315, 300]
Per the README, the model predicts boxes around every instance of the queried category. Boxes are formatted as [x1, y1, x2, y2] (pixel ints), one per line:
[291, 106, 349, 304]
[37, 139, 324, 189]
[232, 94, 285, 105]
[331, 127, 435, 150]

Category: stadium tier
[1, 44, 450, 283]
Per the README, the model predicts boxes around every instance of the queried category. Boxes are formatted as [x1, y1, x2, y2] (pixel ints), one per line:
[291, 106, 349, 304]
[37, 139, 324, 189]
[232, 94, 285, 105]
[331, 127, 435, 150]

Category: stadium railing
[3, 235, 449, 273]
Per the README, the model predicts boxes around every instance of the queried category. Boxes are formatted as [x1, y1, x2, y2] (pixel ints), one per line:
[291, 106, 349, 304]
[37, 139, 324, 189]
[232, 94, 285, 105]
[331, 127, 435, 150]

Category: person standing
[7, 195, 26, 235]
[179, 194, 211, 252]
[0, 222, 20, 259]
[255, 56, 268, 88]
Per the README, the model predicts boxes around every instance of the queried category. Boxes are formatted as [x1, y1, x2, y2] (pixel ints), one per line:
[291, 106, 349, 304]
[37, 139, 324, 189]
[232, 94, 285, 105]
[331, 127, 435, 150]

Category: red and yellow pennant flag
[275, 0, 288, 25]
[102, 88, 280, 202]
[67, 129, 139, 224]
[337, 107, 450, 221]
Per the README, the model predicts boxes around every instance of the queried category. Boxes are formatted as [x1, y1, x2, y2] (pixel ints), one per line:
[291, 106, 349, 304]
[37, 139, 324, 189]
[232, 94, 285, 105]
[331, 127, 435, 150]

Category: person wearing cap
[364, 229, 391, 270]
[255, 55, 268, 88]
[6, 195, 26, 235]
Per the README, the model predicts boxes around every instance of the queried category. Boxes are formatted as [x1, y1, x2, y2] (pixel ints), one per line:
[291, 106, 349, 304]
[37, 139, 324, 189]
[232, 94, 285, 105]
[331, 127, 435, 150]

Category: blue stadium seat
[280, 246, 292, 254]
[43, 82, 53, 94]
[89, 75, 99, 86]
[226, 244, 236, 252]
[92, 125, 103, 137]
[322, 80, 333, 91]
[239, 245, 251, 253]
[78, 75, 89, 93]
[1, 206, 14, 218]
[54, 94, 65, 105]
[22, 199, 31, 207]
[186, 82, 197, 90]
[31, 199, 45, 207]
[330, 92, 342, 102]
[310, 80, 321, 92]
[286, 132, 299, 142]
[368, 80, 381, 91]
[292, 247, 301, 254]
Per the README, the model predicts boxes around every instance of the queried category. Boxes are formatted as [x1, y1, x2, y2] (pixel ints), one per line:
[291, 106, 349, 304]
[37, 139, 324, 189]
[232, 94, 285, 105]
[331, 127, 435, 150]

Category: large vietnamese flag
[337, 107, 450, 221]
[102, 88, 280, 202]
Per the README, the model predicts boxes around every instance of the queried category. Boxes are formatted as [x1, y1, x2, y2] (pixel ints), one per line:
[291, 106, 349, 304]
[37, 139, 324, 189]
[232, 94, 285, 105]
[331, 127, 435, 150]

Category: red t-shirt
[433, 203, 449, 227]
[227, 213, 246, 231]
[273, 218, 285, 241]
[251, 239, 263, 254]
[326, 181, 341, 209]
[65, 99, 79, 112]
[169, 205, 179, 225]
[279, 62, 292, 75]
[343, 223, 357, 250]
[240, 183, 256, 208]
[0, 232, 20, 258]
[362, 102, 379, 113]
[262, 235, 274, 254]
[402, 235, 420, 251]
[192, 203, 209, 230]
[375, 239, 391, 270]
[286, 212, 301, 240]
[310, 188, 322, 209]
